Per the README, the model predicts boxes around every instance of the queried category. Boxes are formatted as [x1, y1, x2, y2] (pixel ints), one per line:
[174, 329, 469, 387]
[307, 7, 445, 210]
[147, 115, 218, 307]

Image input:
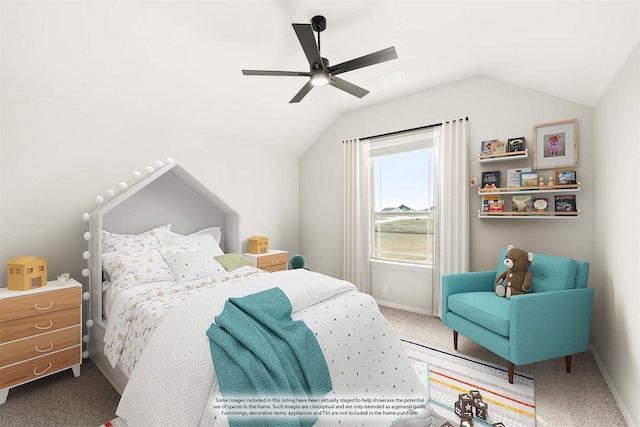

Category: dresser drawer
[0, 326, 80, 367]
[262, 264, 287, 272]
[0, 346, 81, 389]
[0, 306, 80, 344]
[255, 252, 288, 269]
[0, 287, 80, 321]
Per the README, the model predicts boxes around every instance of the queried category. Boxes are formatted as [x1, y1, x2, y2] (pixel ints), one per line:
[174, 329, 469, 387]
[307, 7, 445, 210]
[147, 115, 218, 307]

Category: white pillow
[162, 251, 226, 283]
[155, 227, 224, 256]
[101, 224, 170, 253]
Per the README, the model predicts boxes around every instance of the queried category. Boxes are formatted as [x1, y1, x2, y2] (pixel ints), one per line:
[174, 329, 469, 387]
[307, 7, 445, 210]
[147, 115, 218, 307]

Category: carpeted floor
[0, 306, 628, 426]
[0, 356, 120, 427]
[380, 306, 628, 427]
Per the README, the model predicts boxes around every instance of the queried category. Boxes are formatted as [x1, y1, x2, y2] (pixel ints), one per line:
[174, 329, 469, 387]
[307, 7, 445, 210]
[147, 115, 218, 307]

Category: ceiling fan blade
[292, 23, 323, 68]
[329, 76, 369, 98]
[290, 81, 314, 103]
[242, 70, 309, 77]
[327, 46, 397, 76]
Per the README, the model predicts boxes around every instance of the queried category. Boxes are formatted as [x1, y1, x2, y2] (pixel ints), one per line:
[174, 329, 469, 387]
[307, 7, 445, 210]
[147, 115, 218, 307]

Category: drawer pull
[35, 342, 54, 353]
[35, 320, 53, 330]
[34, 301, 53, 310]
[33, 362, 53, 376]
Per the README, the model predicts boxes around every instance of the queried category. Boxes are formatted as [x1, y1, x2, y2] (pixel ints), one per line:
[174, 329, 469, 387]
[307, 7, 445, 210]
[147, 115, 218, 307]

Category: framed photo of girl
[532, 118, 577, 169]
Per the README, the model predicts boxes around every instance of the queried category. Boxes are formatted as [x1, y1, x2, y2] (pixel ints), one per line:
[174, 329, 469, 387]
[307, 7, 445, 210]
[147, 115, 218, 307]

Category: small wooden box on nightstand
[0, 278, 82, 404]
[243, 250, 288, 272]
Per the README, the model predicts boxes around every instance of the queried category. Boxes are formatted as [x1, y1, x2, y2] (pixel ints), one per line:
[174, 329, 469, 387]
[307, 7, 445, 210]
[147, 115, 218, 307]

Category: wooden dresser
[243, 250, 289, 272]
[0, 279, 82, 404]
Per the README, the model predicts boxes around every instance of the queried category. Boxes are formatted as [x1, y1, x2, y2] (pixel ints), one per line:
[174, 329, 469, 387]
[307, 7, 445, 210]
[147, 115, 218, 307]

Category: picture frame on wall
[532, 119, 577, 169]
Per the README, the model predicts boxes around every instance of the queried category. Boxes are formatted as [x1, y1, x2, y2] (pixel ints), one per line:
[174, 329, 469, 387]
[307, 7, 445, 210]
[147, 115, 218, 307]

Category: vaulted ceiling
[2, 1, 638, 156]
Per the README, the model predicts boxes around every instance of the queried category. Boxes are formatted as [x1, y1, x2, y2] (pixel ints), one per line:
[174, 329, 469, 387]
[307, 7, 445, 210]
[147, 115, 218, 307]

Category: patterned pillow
[102, 249, 174, 297]
[162, 251, 226, 283]
[101, 225, 170, 253]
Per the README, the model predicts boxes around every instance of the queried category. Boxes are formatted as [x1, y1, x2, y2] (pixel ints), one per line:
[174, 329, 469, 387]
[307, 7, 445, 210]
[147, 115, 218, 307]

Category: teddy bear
[495, 245, 534, 299]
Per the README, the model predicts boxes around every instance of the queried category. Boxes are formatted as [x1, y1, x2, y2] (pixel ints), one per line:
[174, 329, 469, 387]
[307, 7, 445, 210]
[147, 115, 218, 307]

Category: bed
[87, 162, 427, 427]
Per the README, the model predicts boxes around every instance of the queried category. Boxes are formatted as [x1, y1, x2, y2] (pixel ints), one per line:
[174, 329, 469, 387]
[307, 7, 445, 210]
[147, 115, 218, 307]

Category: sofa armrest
[442, 271, 496, 321]
[509, 288, 594, 365]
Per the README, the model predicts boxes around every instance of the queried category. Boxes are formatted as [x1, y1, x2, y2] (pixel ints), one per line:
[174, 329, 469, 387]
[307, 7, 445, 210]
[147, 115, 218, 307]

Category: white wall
[300, 75, 595, 278]
[300, 70, 639, 426]
[593, 43, 639, 427]
[0, 91, 299, 284]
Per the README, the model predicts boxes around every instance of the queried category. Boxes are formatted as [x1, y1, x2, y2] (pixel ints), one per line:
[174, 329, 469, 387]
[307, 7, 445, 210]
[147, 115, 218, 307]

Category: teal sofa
[441, 249, 593, 383]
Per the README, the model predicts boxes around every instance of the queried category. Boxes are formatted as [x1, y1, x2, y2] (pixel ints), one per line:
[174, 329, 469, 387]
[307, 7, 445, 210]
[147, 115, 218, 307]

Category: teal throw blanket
[206, 287, 332, 427]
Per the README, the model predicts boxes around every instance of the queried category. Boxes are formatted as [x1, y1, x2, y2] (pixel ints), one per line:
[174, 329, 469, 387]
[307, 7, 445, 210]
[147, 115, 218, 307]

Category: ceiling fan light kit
[241, 15, 398, 103]
[310, 70, 330, 87]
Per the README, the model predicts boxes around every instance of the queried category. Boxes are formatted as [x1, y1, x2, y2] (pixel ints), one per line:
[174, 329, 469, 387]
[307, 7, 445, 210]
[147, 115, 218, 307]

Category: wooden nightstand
[243, 250, 289, 272]
[0, 278, 82, 404]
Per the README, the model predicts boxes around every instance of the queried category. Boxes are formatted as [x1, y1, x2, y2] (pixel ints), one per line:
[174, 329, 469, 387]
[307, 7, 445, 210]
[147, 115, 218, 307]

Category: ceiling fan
[242, 15, 398, 103]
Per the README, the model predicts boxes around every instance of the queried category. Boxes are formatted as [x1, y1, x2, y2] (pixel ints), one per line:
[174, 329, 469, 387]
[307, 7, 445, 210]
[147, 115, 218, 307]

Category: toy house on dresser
[6, 256, 47, 291]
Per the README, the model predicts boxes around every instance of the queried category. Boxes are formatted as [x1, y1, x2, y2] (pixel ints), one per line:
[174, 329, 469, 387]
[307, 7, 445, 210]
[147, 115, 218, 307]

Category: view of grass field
[373, 214, 434, 263]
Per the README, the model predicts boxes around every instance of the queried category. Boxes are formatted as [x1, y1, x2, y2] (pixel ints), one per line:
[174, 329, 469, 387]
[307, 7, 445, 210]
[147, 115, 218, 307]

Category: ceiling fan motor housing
[311, 15, 326, 32]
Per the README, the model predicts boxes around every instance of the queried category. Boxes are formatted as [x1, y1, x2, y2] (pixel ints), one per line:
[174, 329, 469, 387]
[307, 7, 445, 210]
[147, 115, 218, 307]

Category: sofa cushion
[495, 249, 578, 293]
[448, 292, 510, 337]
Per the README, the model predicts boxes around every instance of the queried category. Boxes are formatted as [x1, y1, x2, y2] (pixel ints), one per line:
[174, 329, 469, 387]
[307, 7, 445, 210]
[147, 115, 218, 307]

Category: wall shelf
[478, 183, 580, 219]
[478, 183, 580, 196]
[478, 211, 580, 219]
[478, 149, 528, 163]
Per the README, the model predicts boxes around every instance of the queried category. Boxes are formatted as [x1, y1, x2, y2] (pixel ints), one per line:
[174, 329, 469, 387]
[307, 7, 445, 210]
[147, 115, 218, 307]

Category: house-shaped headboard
[87, 161, 240, 323]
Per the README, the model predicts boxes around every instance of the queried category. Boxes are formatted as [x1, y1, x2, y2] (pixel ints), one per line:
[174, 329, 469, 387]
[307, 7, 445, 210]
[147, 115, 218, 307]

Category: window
[368, 129, 438, 264]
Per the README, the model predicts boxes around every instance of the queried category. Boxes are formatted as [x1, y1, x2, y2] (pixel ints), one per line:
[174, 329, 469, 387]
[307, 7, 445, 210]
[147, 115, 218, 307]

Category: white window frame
[366, 128, 439, 266]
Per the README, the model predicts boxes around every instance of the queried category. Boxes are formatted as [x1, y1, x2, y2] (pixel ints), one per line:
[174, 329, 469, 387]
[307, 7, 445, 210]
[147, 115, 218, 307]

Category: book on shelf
[482, 195, 500, 212]
[554, 195, 577, 212]
[507, 137, 525, 152]
[490, 141, 507, 155]
[520, 171, 539, 188]
[556, 169, 577, 185]
[487, 199, 505, 212]
[507, 167, 531, 188]
[480, 139, 497, 156]
[512, 195, 533, 212]
[481, 171, 501, 189]
[533, 197, 550, 213]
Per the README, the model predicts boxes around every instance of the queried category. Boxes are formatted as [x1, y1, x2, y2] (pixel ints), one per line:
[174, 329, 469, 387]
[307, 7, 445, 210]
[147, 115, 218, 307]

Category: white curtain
[343, 139, 370, 293]
[433, 119, 470, 317]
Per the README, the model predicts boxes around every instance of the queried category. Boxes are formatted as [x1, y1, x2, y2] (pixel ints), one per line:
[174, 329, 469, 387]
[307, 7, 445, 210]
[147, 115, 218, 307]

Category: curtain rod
[358, 117, 468, 141]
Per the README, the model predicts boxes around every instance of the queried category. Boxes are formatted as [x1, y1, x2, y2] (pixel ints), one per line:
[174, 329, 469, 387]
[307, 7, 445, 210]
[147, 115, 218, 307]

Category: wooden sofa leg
[508, 362, 514, 384]
[453, 331, 458, 350]
[566, 355, 572, 373]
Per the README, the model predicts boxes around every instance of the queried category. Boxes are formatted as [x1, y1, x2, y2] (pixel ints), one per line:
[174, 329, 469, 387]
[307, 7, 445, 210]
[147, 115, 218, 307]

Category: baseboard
[589, 344, 637, 427]
[375, 299, 432, 316]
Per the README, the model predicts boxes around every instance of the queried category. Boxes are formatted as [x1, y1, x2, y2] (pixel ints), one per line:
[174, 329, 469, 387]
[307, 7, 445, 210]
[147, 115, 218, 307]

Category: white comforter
[116, 269, 426, 427]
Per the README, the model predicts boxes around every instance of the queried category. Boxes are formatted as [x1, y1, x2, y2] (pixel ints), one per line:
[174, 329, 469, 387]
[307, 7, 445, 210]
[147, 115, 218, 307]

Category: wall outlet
[381, 285, 388, 294]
